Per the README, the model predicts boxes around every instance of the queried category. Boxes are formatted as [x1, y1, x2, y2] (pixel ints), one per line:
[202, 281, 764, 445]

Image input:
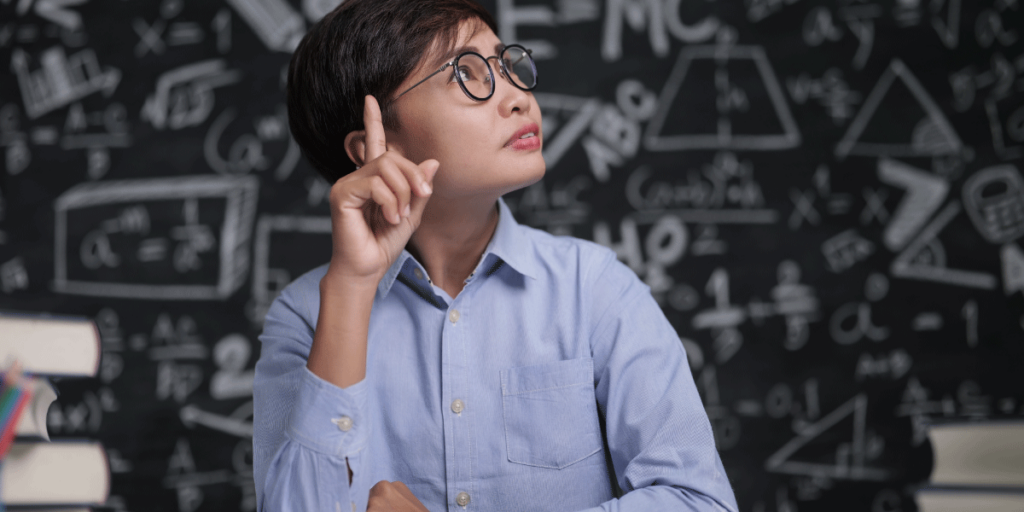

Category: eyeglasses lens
[456, 53, 494, 100]
[502, 46, 536, 89]
[453, 47, 536, 100]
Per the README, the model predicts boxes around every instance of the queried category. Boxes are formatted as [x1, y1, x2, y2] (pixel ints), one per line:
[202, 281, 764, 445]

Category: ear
[344, 130, 367, 168]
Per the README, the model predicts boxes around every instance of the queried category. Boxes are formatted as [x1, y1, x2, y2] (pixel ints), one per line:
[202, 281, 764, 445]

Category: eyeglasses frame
[393, 44, 536, 102]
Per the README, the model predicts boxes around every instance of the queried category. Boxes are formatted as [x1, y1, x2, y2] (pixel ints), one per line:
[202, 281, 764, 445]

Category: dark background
[2, 0, 1023, 510]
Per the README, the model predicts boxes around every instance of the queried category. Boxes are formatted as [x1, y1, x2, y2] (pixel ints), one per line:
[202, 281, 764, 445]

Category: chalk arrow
[878, 158, 948, 251]
[35, 0, 88, 31]
[180, 404, 253, 438]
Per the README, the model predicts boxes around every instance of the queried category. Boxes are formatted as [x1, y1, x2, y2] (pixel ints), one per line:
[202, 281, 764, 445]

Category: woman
[253, 0, 738, 510]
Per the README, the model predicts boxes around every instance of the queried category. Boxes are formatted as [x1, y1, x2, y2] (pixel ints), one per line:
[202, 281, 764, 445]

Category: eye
[457, 65, 477, 82]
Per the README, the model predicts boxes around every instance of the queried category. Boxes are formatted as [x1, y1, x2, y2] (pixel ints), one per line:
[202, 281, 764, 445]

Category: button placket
[443, 302, 472, 510]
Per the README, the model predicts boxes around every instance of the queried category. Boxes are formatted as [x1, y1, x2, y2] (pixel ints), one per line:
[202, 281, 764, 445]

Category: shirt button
[456, 492, 470, 507]
[449, 309, 460, 324]
[414, 268, 424, 279]
[451, 399, 464, 414]
[332, 416, 353, 432]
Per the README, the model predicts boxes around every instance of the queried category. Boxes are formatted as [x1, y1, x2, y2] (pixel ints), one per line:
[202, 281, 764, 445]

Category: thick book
[4, 509, 91, 512]
[0, 440, 109, 506]
[928, 420, 1024, 486]
[13, 376, 58, 440]
[0, 313, 100, 377]
[916, 487, 1024, 512]
[5, 509, 91, 512]
[4, 509, 92, 512]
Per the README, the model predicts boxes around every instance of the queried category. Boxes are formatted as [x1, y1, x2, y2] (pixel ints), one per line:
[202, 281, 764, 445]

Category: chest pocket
[500, 357, 603, 469]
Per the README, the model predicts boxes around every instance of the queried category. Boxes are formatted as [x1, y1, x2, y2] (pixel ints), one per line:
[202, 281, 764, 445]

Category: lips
[505, 122, 541, 150]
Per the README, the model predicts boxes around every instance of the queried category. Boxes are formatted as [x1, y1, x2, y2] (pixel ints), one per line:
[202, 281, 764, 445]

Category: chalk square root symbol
[52, 175, 259, 300]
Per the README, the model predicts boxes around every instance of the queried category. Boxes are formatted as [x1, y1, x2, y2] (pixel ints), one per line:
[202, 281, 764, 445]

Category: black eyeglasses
[394, 44, 537, 101]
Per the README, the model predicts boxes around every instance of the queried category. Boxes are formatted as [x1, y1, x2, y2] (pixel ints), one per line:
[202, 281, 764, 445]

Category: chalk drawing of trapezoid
[835, 59, 962, 160]
[764, 394, 893, 481]
[644, 45, 801, 152]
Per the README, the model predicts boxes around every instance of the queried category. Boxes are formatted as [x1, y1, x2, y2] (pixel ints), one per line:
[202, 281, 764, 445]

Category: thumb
[420, 158, 440, 184]
[408, 159, 439, 220]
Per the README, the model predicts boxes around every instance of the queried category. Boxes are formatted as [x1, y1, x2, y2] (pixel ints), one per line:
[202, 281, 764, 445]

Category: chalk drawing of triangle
[836, 59, 962, 160]
[764, 394, 892, 481]
[644, 45, 801, 152]
[891, 200, 998, 289]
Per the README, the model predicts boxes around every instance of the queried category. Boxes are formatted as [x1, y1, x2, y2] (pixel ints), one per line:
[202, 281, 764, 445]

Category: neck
[406, 195, 500, 296]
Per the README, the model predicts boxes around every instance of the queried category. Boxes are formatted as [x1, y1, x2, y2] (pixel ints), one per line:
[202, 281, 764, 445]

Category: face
[385, 20, 546, 201]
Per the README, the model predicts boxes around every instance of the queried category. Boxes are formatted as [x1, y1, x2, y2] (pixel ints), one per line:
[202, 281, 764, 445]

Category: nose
[491, 60, 531, 117]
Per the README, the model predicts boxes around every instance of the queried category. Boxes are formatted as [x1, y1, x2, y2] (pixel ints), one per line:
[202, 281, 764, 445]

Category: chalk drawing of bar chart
[53, 175, 259, 300]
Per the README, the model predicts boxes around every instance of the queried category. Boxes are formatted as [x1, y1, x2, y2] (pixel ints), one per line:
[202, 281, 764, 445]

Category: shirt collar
[377, 196, 538, 299]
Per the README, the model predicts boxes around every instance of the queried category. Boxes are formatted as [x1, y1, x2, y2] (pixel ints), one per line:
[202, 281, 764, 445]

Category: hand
[324, 95, 439, 287]
[367, 480, 431, 512]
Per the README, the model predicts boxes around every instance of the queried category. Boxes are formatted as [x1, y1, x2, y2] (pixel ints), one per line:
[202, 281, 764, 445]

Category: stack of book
[0, 312, 110, 511]
[916, 420, 1024, 512]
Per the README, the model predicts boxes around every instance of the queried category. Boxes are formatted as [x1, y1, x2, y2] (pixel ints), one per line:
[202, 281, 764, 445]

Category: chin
[520, 153, 546, 179]
[492, 160, 545, 197]
[518, 160, 547, 189]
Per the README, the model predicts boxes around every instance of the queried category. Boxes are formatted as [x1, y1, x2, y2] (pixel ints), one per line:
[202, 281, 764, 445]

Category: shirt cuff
[285, 365, 369, 458]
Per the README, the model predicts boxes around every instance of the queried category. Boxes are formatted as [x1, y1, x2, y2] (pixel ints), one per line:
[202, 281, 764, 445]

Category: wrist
[320, 269, 380, 297]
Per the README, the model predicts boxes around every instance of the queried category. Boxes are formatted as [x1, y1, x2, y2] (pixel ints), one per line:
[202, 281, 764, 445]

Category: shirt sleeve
[578, 247, 739, 512]
[253, 272, 371, 512]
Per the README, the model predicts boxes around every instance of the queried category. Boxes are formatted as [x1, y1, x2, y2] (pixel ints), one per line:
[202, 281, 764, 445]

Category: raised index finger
[363, 95, 387, 162]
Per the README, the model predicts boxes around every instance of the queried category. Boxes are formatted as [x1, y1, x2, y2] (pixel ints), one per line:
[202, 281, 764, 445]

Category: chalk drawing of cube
[53, 175, 259, 300]
[249, 215, 332, 322]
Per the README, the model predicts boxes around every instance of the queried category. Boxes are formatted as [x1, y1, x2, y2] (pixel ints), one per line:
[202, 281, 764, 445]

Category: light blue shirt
[253, 196, 738, 512]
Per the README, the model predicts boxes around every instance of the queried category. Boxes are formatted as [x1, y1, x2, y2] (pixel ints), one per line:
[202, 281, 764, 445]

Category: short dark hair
[287, 0, 498, 184]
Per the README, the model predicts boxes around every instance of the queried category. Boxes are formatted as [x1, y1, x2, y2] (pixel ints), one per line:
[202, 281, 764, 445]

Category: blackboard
[1, 0, 1023, 510]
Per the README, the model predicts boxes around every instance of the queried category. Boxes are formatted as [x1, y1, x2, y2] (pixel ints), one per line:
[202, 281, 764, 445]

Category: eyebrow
[431, 42, 506, 70]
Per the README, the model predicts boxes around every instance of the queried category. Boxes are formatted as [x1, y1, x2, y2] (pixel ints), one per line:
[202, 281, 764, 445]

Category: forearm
[307, 274, 377, 389]
[260, 438, 355, 512]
